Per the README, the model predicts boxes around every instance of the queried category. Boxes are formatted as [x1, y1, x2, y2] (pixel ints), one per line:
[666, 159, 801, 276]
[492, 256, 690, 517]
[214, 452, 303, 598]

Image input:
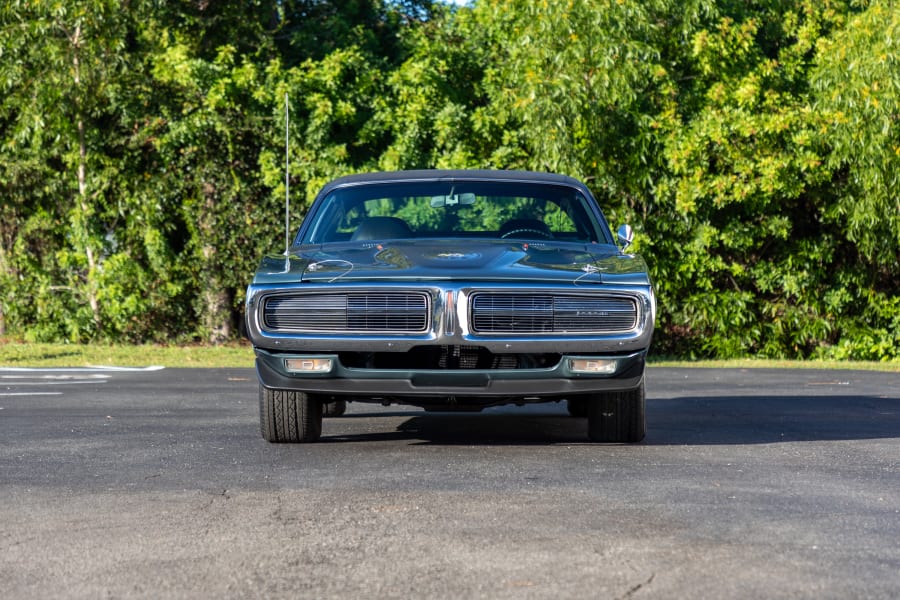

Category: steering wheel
[500, 228, 553, 240]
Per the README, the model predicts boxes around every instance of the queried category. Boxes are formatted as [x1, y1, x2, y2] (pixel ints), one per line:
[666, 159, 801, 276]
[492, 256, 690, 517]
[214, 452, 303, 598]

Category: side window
[363, 197, 394, 218]
[544, 200, 577, 235]
[333, 203, 365, 239]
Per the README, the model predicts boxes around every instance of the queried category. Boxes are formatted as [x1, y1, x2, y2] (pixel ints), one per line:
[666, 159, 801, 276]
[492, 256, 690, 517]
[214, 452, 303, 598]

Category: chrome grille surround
[469, 292, 637, 334]
[263, 292, 430, 333]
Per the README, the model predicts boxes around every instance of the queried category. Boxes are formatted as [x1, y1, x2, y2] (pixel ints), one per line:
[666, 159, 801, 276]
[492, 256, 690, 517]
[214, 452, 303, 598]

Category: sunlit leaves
[0, 0, 897, 359]
[811, 0, 900, 264]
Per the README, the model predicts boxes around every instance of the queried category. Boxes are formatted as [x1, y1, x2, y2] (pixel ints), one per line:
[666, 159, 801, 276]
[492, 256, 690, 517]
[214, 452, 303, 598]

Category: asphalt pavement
[1, 366, 898, 599]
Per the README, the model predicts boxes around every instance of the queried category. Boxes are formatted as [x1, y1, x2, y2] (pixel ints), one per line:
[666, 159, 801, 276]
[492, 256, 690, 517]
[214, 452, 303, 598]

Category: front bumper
[255, 348, 646, 402]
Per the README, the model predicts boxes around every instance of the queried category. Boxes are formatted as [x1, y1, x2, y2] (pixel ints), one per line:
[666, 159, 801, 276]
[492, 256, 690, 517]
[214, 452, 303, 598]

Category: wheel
[259, 384, 323, 443]
[566, 398, 588, 418]
[323, 400, 347, 418]
[586, 381, 646, 443]
[500, 228, 552, 239]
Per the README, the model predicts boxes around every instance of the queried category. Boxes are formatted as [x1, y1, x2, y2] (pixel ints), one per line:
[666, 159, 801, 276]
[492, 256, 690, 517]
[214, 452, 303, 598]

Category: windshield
[299, 181, 608, 245]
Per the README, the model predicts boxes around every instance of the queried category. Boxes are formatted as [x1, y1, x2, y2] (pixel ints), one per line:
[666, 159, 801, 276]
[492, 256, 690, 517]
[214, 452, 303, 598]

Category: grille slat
[471, 293, 637, 334]
[264, 293, 429, 333]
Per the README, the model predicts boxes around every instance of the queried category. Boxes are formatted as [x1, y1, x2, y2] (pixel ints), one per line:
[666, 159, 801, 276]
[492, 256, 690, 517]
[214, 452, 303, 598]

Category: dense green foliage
[1, 0, 897, 360]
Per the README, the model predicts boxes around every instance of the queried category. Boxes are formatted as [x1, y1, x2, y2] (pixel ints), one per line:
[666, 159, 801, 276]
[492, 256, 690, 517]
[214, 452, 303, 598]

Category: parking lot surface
[1, 366, 898, 598]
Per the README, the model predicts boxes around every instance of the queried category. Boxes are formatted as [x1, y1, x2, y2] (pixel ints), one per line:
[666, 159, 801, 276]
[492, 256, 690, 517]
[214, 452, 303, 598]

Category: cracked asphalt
[1, 366, 898, 599]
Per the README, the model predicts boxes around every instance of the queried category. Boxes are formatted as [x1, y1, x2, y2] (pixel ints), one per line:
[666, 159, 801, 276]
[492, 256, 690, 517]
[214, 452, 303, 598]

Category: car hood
[252, 240, 651, 286]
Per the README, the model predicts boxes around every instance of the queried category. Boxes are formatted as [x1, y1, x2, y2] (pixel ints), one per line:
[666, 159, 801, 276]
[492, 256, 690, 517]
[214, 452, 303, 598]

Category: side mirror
[616, 224, 634, 250]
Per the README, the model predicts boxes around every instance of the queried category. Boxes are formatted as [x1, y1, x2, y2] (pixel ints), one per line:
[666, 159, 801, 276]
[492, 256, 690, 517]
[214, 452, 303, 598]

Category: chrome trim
[617, 224, 634, 250]
[444, 290, 456, 336]
[246, 281, 654, 353]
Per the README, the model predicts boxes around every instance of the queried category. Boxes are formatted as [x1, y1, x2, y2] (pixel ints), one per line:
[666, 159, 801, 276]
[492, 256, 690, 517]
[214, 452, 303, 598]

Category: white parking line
[0, 366, 164, 397]
[0, 366, 164, 373]
[2, 380, 108, 386]
[1, 374, 112, 380]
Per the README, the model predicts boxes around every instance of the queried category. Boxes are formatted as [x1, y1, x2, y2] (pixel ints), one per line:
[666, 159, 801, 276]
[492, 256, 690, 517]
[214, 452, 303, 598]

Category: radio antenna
[284, 92, 290, 256]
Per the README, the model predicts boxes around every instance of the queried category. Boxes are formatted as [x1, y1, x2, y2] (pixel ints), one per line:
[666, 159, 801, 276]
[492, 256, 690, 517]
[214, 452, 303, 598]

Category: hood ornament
[574, 263, 607, 286]
[304, 259, 355, 283]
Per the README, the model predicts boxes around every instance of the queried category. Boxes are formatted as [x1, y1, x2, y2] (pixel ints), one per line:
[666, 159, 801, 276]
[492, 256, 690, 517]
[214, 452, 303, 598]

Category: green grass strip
[0, 340, 255, 369]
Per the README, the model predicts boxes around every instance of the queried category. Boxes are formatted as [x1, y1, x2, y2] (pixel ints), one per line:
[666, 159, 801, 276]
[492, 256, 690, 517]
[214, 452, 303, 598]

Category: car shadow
[645, 394, 899, 446]
[323, 394, 899, 446]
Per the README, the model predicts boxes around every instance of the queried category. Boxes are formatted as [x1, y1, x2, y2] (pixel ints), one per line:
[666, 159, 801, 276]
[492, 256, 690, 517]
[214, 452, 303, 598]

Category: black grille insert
[471, 293, 637, 333]
[264, 293, 429, 332]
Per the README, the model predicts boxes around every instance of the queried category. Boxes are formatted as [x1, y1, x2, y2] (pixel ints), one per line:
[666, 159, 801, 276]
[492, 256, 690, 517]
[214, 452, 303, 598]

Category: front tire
[586, 381, 646, 443]
[259, 385, 323, 443]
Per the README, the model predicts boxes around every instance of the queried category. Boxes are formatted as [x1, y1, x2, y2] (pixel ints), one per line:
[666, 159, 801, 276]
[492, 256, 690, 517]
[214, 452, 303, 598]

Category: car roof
[317, 169, 592, 198]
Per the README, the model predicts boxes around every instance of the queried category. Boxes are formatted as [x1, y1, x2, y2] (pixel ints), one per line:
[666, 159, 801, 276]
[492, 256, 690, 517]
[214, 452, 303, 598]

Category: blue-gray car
[245, 170, 655, 442]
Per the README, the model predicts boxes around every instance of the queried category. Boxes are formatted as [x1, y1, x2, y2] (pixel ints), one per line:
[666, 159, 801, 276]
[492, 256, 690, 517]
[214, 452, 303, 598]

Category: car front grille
[263, 292, 429, 333]
[470, 293, 637, 334]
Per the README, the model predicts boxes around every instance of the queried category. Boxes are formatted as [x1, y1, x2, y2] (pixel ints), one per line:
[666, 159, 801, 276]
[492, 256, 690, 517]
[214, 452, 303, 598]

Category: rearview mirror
[430, 193, 476, 207]
[617, 224, 634, 250]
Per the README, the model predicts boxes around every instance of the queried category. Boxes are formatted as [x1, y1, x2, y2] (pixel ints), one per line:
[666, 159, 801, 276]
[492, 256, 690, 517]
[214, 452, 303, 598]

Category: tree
[651, 0, 846, 357]
[370, 3, 499, 171]
[811, 0, 899, 262]
[0, 0, 896, 360]
[807, 0, 900, 359]
[0, 0, 143, 339]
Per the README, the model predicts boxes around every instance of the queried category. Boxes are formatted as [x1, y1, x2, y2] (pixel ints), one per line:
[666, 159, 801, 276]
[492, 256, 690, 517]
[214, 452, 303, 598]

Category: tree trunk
[201, 240, 234, 343]
[0, 233, 7, 336]
[201, 274, 233, 343]
[71, 22, 101, 332]
[199, 182, 233, 343]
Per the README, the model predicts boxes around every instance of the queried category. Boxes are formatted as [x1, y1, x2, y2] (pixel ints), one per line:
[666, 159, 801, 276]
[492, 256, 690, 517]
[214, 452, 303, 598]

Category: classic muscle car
[245, 170, 655, 443]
